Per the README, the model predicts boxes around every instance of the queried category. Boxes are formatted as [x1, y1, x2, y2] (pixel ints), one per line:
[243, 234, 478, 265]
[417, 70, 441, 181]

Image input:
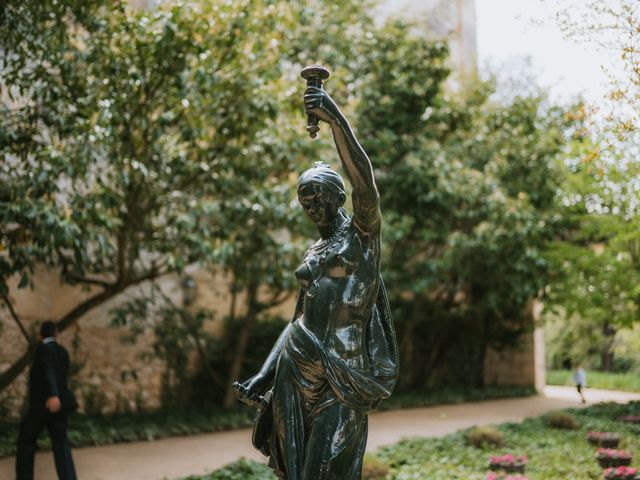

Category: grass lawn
[187, 401, 640, 480]
[547, 369, 640, 393]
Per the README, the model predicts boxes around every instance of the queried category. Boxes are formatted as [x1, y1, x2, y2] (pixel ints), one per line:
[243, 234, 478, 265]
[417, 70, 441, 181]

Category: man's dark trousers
[16, 409, 76, 480]
[16, 341, 77, 480]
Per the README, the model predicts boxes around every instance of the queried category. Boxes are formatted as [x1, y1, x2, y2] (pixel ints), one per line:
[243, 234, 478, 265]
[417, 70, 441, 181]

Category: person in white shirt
[573, 363, 587, 404]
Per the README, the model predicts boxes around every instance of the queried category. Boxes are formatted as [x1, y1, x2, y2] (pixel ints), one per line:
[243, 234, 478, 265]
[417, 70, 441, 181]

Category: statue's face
[298, 182, 338, 226]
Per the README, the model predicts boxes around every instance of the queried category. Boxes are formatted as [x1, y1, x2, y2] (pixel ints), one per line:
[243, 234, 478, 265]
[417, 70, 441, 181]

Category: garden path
[1, 386, 639, 480]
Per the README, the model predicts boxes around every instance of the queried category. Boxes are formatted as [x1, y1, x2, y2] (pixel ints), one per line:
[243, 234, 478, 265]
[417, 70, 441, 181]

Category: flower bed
[618, 415, 640, 424]
[603, 466, 639, 480]
[596, 448, 633, 468]
[486, 472, 528, 480]
[489, 454, 527, 473]
[588, 431, 622, 448]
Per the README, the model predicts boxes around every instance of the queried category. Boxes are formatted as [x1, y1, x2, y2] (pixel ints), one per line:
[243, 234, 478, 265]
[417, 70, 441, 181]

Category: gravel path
[1, 386, 639, 480]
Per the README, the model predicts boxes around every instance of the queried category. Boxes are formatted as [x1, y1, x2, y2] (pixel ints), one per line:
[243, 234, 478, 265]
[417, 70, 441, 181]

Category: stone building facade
[377, 0, 478, 79]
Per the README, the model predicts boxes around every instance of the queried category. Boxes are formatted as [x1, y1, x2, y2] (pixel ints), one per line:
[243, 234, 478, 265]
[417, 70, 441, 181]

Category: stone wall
[0, 265, 296, 418]
[483, 328, 545, 391]
[483, 301, 546, 391]
[0, 268, 167, 417]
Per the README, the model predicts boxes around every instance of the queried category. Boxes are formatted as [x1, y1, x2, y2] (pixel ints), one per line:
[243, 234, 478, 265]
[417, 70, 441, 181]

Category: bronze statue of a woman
[234, 66, 399, 479]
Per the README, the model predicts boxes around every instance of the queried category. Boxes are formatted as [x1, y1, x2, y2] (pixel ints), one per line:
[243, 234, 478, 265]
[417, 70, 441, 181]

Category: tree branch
[260, 289, 293, 310]
[228, 274, 238, 325]
[61, 273, 113, 289]
[57, 268, 166, 333]
[153, 284, 225, 389]
[56, 246, 114, 289]
[1, 293, 32, 344]
[0, 344, 38, 391]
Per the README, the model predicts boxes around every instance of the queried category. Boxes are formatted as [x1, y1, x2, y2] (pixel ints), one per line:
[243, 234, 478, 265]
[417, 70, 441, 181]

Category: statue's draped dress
[254, 214, 399, 479]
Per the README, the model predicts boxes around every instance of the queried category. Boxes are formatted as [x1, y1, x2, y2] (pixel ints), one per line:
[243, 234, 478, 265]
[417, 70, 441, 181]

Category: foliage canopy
[1, 0, 588, 404]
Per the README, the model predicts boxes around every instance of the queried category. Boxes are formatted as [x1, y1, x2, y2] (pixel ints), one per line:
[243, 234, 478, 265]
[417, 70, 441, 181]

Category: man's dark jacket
[28, 342, 76, 412]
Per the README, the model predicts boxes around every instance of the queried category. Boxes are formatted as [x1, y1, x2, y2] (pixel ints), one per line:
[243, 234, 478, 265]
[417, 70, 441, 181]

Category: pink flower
[618, 415, 640, 423]
[603, 466, 639, 479]
[489, 454, 528, 466]
[596, 449, 632, 460]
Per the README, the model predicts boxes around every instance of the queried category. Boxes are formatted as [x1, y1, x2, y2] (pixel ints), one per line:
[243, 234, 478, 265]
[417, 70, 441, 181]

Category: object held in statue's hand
[300, 64, 330, 138]
[232, 381, 269, 410]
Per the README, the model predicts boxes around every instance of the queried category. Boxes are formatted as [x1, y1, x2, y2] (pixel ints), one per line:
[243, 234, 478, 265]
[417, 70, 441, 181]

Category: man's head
[39, 321, 57, 340]
[297, 162, 346, 226]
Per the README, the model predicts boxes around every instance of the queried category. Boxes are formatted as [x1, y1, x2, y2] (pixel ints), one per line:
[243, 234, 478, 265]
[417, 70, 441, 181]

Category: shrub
[377, 386, 535, 411]
[181, 458, 275, 480]
[0, 407, 255, 459]
[469, 426, 505, 448]
[546, 411, 579, 429]
[362, 454, 389, 480]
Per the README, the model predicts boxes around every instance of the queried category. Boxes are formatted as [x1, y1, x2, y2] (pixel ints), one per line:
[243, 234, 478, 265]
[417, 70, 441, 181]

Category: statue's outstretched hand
[232, 374, 270, 409]
[304, 86, 340, 124]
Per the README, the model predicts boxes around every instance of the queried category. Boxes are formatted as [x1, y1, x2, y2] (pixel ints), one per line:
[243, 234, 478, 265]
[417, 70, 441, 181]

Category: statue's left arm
[304, 87, 381, 239]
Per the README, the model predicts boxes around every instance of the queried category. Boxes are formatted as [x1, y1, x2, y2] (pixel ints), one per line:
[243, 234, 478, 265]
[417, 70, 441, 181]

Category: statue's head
[297, 162, 346, 226]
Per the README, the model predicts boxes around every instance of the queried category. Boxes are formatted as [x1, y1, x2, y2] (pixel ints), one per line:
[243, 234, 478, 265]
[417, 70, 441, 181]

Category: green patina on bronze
[234, 65, 399, 480]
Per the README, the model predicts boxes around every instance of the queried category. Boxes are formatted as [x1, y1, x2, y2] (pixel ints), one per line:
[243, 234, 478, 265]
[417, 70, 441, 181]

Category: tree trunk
[185, 317, 224, 389]
[601, 350, 615, 372]
[600, 322, 616, 372]
[222, 282, 259, 408]
[397, 302, 417, 389]
[477, 313, 490, 388]
[0, 345, 38, 391]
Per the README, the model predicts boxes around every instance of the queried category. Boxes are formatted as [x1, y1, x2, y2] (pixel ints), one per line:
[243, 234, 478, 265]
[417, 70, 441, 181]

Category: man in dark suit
[16, 321, 77, 480]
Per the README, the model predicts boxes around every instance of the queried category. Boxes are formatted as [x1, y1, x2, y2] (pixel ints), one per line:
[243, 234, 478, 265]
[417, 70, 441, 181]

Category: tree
[542, 0, 640, 371]
[0, 0, 384, 405]
[543, 160, 640, 370]
[344, 21, 584, 388]
[0, 0, 298, 392]
[1, 0, 586, 403]
[552, 0, 640, 163]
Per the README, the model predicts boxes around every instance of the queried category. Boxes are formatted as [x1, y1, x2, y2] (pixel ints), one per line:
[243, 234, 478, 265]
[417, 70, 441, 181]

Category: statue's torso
[294, 221, 380, 370]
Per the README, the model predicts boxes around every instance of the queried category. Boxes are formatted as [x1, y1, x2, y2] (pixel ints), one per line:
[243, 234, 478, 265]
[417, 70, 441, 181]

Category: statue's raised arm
[303, 82, 381, 240]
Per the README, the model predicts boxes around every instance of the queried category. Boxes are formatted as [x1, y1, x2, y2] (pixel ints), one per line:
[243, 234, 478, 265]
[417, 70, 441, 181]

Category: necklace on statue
[308, 219, 350, 261]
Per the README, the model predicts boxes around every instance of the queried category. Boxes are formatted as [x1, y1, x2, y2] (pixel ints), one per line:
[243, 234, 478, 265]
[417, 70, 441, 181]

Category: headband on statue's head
[297, 162, 346, 195]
